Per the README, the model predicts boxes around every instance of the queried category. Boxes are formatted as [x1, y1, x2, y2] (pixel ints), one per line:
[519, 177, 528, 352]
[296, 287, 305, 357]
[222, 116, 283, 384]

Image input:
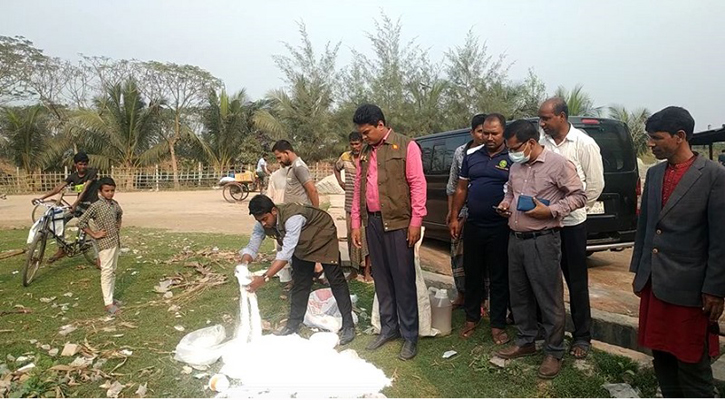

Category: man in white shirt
[538, 97, 604, 359]
[256, 156, 271, 190]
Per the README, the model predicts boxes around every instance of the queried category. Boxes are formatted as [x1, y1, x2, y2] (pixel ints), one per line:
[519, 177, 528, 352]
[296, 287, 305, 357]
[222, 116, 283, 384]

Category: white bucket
[277, 266, 292, 283]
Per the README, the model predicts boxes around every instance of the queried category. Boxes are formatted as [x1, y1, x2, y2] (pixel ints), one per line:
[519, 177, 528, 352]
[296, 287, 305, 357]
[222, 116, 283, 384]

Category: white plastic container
[430, 289, 452, 336]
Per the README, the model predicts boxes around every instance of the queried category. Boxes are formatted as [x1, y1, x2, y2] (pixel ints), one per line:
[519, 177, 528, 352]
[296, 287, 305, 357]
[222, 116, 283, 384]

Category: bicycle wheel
[23, 229, 48, 286]
[31, 204, 43, 222]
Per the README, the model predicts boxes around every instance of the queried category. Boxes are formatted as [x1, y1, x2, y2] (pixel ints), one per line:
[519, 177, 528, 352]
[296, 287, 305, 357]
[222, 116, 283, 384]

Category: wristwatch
[262, 273, 270, 283]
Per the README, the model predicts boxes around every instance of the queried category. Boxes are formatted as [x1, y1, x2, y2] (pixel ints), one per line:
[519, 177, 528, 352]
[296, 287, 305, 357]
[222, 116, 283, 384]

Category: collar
[529, 147, 549, 164]
[373, 129, 393, 148]
[542, 123, 581, 145]
[466, 143, 508, 156]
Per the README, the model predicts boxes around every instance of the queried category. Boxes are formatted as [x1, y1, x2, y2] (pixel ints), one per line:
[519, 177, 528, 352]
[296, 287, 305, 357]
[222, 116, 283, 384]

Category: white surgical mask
[509, 142, 530, 164]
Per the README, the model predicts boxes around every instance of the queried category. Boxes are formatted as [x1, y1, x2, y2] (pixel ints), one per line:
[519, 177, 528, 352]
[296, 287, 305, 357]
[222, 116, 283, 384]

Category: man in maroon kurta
[630, 106, 725, 398]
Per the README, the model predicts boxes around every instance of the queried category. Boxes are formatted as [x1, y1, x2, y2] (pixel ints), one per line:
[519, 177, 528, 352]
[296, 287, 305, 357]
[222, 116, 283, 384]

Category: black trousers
[560, 223, 591, 343]
[463, 222, 509, 329]
[287, 255, 354, 330]
[366, 214, 419, 341]
[652, 344, 715, 398]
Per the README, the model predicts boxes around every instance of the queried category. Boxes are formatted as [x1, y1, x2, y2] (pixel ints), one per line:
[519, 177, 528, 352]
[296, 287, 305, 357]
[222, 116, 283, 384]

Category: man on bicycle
[32, 152, 100, 263]
[256, 155, 271, 192]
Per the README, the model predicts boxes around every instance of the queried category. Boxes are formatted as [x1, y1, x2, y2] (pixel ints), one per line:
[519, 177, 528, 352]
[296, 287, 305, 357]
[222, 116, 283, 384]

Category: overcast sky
[2, 0, 724, 131]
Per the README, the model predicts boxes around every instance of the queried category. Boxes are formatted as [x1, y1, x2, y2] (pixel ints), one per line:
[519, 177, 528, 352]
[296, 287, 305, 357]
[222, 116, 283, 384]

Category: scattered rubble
[489, 356, 510, 368]
[602, 383, 640, 398]
[59, 324, 77, 336]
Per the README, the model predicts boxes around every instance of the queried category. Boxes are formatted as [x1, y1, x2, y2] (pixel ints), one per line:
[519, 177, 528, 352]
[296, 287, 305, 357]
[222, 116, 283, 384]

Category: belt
[367, 211, 382, 217]
[512, 228, 559, 240]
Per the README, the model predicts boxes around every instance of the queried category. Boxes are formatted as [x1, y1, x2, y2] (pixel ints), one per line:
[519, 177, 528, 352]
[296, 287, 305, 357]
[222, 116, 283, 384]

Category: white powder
[216, 265, 391, 398]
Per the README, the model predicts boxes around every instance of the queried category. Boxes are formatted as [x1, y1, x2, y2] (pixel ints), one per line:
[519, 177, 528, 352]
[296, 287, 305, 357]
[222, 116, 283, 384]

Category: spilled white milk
[215, 264, 390, 398]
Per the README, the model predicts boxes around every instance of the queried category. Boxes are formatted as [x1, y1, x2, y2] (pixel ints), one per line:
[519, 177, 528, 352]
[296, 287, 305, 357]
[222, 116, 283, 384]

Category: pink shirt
[351, 129, 427, 229]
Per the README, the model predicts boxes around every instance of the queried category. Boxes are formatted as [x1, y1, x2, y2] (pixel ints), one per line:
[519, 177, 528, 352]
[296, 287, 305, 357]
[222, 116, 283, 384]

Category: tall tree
[511, 69, 547, 118]
[608, 105, 651, 156]
[139, 61, 221, 188]
[254, 22, 341, 160]
[554, 84, 601, 117]
[67, 80, 166, 189]
[444, 30, 510, 122]
[199, 89, 253, 173]
[0, 36, 47, 104]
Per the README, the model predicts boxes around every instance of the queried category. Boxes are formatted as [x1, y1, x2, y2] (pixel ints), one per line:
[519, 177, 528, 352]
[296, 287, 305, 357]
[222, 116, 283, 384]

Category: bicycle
[24, 199, 100, 286]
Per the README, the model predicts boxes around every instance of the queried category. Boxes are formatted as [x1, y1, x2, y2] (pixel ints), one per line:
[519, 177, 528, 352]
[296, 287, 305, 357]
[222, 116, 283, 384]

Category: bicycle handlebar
[34, 199, 70, 210]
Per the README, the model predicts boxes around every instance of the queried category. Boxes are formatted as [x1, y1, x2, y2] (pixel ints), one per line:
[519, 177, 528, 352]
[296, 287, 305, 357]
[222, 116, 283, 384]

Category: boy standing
[78, 177, 123, 315]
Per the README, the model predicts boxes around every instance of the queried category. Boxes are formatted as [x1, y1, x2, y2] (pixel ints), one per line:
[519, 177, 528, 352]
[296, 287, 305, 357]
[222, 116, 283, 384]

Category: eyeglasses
[509, 141, 528, 152]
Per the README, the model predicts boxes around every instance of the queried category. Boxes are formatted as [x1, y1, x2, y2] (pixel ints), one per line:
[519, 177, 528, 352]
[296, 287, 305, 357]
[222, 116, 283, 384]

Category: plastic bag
[303, 288, 358, 333]
[371, 226, 440, 337]
[174, 324, 227, 366]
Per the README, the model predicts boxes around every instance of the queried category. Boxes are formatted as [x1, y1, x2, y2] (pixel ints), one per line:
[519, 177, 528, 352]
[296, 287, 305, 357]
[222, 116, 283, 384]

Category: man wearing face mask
[494, 120, 586, 379]
[539, 98, 604, 359]
[449, 113, 512, 344]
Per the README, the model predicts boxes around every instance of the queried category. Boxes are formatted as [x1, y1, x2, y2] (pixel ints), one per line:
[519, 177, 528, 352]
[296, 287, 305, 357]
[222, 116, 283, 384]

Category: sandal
[105, 304, 121, 315]
[459, 321, 480, 339]
[569, 342, 591, 359]
[47, 253, 64, 264]
[492, 328, 510, 345]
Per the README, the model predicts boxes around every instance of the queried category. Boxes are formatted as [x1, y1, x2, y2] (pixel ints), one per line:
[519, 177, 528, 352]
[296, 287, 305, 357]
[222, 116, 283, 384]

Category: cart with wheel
[220, 171, 257, 203]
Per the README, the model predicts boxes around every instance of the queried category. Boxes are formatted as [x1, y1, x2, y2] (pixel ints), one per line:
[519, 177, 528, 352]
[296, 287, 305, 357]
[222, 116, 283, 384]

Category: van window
[445, 134, 470, 168]
[581, 123, 636, 173]
[419, 140, 433, 174]
[432, 143, 446, 173]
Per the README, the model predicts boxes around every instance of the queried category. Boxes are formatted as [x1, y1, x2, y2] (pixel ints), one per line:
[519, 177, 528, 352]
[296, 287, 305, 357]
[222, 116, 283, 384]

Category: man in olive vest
[242, 195, 355, 345]
[351, 104, 428, 360]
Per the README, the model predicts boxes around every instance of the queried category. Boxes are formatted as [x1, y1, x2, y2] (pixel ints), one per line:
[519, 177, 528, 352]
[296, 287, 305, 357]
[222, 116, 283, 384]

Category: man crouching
[240, 194, 355, 345]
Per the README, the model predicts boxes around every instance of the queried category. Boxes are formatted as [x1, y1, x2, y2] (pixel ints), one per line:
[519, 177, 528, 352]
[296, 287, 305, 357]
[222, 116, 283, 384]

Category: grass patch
[0, 227, 674, 397]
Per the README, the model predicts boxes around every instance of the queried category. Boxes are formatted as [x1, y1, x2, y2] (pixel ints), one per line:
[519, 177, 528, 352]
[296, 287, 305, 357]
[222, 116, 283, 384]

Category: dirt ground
[0, 190, 260, 235]
[0, 189, 640, 317]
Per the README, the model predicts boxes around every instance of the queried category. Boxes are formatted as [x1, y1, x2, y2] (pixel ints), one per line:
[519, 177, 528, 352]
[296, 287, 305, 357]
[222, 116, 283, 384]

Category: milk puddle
[214, 264, 391, 398]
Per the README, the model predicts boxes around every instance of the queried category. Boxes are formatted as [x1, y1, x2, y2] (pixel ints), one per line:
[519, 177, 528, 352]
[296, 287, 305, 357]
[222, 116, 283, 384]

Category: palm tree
[0, 105, 51, 186]
[253, 77, 337, 161]
[554, 84, 601, 117]
[199, 89, 254, 173]
[67, 79, 166, 189]
[608, 105, 651, 156]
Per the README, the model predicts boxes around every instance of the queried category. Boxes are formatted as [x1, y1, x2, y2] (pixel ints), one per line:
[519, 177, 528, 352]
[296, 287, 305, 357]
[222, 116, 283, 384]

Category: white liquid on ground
[217, 267, 390, 398]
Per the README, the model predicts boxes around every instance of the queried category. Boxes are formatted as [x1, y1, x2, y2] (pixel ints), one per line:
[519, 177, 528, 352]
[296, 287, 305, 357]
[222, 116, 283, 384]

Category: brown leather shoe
[494, 344, 537, 359]
[537, 354, 562, 379]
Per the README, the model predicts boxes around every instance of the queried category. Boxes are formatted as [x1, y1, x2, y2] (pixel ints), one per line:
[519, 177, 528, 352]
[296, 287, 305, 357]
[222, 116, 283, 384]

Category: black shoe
[339, 326, 355, 345]
[274, 325, 298, 336]
[365, 332, 401, 351]
[398, 340, 417, 361]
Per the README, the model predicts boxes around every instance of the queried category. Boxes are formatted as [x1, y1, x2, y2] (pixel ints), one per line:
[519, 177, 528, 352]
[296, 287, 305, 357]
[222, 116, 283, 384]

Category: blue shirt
[460, 146, 511, 228]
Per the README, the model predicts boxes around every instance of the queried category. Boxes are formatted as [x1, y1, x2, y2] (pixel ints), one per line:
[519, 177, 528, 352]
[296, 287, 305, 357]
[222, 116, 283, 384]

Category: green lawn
[0, 227, 668, 397]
